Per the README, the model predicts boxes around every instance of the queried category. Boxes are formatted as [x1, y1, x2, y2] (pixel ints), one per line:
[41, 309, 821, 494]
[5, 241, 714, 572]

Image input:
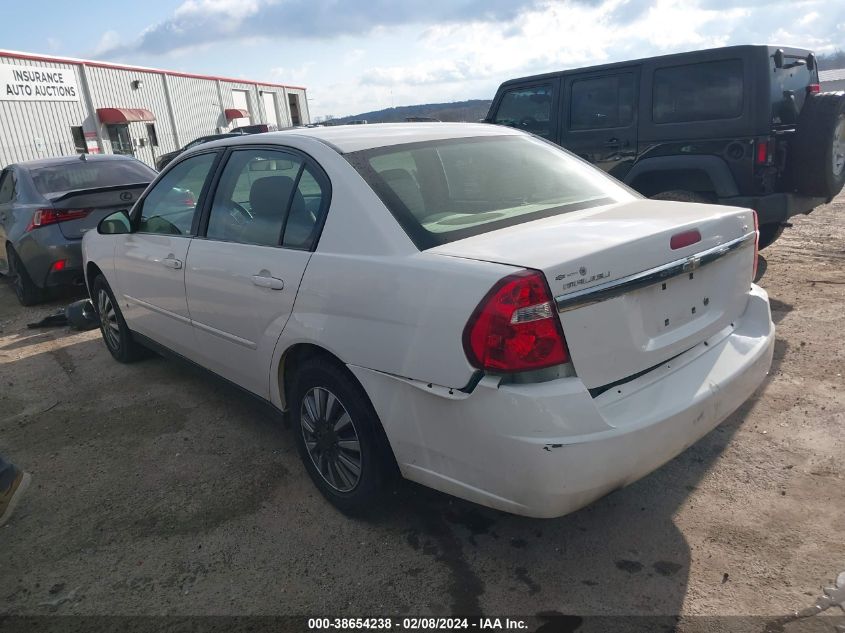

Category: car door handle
[161, 257, 183, 269]
[604, 138, 620, 147]
[251, 275, 284, 290]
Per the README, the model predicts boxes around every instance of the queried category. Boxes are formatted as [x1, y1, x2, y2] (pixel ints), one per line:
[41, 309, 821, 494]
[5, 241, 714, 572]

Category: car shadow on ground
[0, 279, 788, 621]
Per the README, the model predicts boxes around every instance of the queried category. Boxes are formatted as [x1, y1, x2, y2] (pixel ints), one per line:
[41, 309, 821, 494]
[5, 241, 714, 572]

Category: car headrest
[249, 176, 294, 219]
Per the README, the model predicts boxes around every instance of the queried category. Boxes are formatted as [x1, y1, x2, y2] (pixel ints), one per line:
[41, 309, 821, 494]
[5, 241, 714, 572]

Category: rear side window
[0, 170, 15, 203]
[570, 74, 635, 130]
[652, 60, 744, 124]
[30, 160, 156, 197]
[492, 85, 554, 139]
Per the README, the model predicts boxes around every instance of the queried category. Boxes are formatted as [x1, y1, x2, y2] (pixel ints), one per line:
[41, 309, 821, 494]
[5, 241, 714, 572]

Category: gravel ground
[0, 195, 843, 627]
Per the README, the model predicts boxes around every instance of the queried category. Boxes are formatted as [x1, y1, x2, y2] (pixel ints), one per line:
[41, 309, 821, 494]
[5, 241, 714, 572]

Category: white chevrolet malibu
[83, 123, 774, 518]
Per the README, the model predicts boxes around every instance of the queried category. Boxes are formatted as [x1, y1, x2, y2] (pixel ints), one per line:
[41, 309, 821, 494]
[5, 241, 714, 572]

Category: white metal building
[0, 50, 309, 169]
[819, 68, 845, 93]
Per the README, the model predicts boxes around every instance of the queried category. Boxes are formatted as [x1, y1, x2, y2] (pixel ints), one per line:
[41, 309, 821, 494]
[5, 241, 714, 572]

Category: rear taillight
[756, 139, 770, 165]
[752, 210, 759, 280]
[463, 270, 570, 373]
[26, 208, 91, 231]
[806, 83, 820, 94]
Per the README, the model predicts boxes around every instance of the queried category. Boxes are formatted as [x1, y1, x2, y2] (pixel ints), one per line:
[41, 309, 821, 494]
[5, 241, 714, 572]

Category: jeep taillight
[463, 270, 570, 373]
[806, 83, 820, 94]
[756, 139, 770, 165]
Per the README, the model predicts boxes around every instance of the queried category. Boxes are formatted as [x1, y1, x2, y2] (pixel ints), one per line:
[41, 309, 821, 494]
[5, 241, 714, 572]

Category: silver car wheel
[300, 386, 362, 492]
[833, 116, 845, 177]
[97, 289, 121, 351]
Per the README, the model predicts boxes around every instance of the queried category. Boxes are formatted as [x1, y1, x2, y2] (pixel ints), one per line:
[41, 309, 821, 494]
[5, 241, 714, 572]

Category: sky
[1, 0, 843, 119]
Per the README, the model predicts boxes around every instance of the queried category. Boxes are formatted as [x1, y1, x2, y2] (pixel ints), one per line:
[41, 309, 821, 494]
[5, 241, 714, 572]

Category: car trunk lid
[430, 199, 757, 389]
[46, 183, 148, 239]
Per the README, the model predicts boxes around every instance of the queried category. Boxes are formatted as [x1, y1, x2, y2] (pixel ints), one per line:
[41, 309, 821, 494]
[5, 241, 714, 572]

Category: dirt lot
[1, 196, 843, 627]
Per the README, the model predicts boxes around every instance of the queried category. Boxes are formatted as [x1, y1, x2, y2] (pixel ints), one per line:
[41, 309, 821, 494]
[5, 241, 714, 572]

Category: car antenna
[79, 153, 87, 161]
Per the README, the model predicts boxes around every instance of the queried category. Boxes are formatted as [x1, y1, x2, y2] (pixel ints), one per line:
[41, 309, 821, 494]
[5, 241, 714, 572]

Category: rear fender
[625, 155, 739, 198]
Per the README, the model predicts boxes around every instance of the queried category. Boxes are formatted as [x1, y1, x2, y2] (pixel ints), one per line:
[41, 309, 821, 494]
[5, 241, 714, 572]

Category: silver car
[0, 154, 155, 305]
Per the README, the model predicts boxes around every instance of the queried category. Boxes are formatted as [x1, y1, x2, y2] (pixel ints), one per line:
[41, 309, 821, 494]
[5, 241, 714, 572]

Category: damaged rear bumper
[349, 285, 774, 518]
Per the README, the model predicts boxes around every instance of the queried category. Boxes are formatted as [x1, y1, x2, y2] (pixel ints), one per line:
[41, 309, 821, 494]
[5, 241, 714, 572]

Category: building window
[107, 124, 134, 156]
[71, 126, 87, 154]
[288, 93, 301, 126]
[146, 123, 159, 147]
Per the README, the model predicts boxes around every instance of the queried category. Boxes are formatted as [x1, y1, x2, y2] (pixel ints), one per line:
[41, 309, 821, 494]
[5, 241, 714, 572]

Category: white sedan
[83, 123, 774, 518]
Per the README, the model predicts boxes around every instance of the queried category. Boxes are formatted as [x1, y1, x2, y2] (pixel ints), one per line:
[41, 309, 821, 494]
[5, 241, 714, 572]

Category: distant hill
[331, 99, 492, 124]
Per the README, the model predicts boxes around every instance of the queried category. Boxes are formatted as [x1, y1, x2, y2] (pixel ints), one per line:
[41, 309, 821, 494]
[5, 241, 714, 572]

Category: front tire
[290, 358, 396, 514]
[6, 245, 43, 306]
[92, 275, 145, 363]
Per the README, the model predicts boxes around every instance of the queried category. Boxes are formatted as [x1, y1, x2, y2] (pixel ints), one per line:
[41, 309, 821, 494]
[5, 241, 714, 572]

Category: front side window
[206, 148, 311, 247]
[570, 74, 634, 130]
[347, 135, 634, 249]
[653, 59, 744, 124]
[492, 85, 554, 139]
[137, 152, 217, 235]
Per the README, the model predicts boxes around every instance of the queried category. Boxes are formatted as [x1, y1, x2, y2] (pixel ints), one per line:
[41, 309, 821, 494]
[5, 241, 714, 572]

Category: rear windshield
[346, 135, 633, 249]
[30, 160, 156, 197]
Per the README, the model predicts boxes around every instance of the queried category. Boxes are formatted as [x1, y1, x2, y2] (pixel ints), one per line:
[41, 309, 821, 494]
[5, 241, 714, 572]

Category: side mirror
[98, 209, 131, 234]
[773, 49, 785, 69]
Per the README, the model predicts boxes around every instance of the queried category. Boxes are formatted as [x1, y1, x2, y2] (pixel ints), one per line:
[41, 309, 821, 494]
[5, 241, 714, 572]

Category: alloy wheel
[97, 289, 121, 351]
[833, 116, 845, 177]
[300, 387, 362, 492]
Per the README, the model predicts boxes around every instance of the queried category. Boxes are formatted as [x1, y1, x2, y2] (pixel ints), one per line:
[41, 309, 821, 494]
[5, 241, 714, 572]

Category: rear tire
[6, 245, 43, 306]
[650, 190, 714, 203]
[290, 357, 396, 515]
[92, 275, 145, 363]
[757, 223, 785, 250]
[791, 92, 845, 198]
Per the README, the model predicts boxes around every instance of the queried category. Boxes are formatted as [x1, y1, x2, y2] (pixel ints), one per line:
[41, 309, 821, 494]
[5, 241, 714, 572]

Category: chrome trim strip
[192, 319, 257, 350]
[555, 232, 756, 313]
[124, 294, 192, 325]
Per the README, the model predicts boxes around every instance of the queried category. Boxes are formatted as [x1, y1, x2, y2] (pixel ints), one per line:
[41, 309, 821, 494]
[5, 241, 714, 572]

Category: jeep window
[771, 56, 815, 125]
[652, 59, 743, 124]
[492, 85, 553, 139]
[570, 74, 634, 130]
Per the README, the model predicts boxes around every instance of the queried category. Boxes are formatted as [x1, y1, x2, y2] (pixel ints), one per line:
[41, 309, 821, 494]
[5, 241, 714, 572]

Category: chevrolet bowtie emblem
[682, 255, 701, 273]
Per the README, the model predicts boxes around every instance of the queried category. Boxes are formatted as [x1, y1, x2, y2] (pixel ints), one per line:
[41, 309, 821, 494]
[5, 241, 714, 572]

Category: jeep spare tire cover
[792, 92, 845, 199]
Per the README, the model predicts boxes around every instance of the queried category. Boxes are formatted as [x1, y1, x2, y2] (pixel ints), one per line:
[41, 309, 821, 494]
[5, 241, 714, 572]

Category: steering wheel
[519, 116, 539, 130]
[226, 200, 253, 226]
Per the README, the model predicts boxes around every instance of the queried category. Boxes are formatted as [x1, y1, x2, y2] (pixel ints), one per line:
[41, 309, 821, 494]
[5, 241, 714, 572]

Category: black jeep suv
[486, 45, 845, 248]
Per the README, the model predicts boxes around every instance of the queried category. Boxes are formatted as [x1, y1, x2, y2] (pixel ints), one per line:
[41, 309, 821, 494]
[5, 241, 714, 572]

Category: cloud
[97, 0, 547, 58]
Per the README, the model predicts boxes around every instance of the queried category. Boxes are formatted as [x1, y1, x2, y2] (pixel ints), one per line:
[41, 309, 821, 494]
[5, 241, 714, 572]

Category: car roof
[204, 122, 523, 154]
[11, 154, 142, 170]
[496, 44, 814, 87]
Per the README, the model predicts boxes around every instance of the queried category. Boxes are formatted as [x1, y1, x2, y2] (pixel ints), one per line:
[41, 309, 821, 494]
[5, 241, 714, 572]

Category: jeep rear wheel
[791, 92, 845, 199]
[650, 190, 714, 204]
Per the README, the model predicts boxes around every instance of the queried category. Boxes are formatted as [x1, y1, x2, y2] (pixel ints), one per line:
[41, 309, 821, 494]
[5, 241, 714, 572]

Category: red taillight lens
[50, 259, 67, 272]
[806, 83, 820, 94]
[756, 139, 769, 165]
[26, 208, 91, 231]
[463, 270, 570, 373]
[752, 210, 759, 280]
[670, 229, 702, 250]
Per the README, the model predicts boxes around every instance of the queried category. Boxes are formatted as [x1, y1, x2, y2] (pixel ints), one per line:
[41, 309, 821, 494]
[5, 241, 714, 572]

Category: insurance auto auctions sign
[0, 64, 79, 101]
